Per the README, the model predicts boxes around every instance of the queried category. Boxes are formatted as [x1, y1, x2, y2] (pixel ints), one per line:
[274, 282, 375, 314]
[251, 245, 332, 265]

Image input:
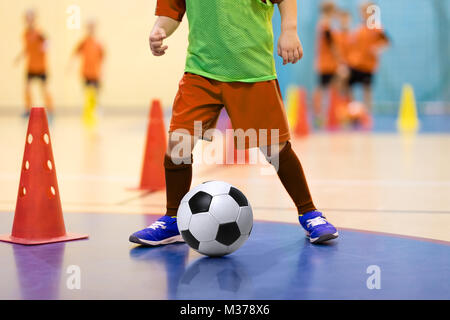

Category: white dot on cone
[43, 134, 50, 144]
[27, 134, 33, 144]
[25, 161, 30, 170]
[50, 186, 56, 196]
[47, 160, 53, 170]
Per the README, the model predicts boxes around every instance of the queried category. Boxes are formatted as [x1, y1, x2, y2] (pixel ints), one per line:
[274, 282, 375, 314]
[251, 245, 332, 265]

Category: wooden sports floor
[0, 114, 449, 299]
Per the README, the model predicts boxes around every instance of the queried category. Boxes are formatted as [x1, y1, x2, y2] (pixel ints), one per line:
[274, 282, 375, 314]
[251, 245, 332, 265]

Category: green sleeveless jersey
[184, 0, 277, 83]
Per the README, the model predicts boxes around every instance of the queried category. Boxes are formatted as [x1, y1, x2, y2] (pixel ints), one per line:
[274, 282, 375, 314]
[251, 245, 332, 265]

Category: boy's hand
[277, 29, 303, 65]
[13, 52, 23, 67]
[149, 27, 168, 56]
[337, 64, 350, 78]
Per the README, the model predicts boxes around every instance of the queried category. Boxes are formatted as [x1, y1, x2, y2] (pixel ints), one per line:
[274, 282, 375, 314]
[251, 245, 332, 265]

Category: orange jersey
[334, 30, 352, 65]
[347, 25, 388, 73]
[315, 21, 339, 74]
[76, 37, 104, 80]
[24, 29, 47, 74]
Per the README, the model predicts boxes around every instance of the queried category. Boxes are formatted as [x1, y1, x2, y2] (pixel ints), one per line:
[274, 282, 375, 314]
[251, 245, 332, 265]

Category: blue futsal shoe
[299, 211, 339, 244]
[129, 216, 184, 246]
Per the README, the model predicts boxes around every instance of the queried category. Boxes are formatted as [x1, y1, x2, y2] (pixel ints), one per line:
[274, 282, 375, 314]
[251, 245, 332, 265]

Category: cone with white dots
[0, 107, 88, 245]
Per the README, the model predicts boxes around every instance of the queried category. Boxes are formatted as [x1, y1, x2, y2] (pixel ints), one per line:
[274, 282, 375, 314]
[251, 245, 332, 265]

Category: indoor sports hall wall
[0, 0, 448, 113]
[273, 0, 450, 113]
[0, 0, 189, 112]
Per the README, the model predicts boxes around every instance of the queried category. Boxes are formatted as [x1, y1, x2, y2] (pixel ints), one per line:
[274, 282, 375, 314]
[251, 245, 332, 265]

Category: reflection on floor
[0, 213, 448, 300]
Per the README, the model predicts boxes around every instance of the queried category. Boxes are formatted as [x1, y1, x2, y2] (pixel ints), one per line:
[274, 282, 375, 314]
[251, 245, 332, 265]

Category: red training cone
[223, 118, 249, 165]
[327, 87, 341, 131]
[0, 107, 88, 245]
[135, 100, 167, 191]
[294, 87, 310, 137]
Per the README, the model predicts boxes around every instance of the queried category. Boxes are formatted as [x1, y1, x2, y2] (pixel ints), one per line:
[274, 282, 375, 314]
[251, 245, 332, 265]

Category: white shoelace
[306, 216, 328, 228]
[147, 221, 167, 230]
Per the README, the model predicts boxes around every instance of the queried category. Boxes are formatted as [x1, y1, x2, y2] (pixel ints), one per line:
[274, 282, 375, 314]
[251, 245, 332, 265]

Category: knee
[166, 133, 196, 165]
[363, 85, 372, 93]
[260, 141, 288, 163]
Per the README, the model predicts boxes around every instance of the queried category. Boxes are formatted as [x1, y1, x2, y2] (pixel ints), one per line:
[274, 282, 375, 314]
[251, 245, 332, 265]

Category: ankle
[165, 209, 178, 217]
[298, 205, 318, 217]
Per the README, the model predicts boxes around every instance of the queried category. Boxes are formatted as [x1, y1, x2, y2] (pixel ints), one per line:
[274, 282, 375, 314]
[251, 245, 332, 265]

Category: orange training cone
[294, 87, 310, 137]
[0, 107, 88, 245]
[327, 87, 341, 131]
[337, 95, 351, 125]
[223, 118, 249, 165]
[136, 100, 167, 191]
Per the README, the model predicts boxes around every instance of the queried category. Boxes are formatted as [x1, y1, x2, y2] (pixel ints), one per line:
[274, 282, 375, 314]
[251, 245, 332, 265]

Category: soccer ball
[177, 181, 253, 257]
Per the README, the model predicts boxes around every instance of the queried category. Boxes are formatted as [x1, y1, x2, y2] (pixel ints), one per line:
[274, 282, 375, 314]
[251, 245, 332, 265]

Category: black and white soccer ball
[177, 181, 253, 257]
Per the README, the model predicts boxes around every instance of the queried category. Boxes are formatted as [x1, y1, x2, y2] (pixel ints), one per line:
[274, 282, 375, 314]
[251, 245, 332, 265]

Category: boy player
[347, 1, 390, 112]
[130, 0, 339, 245]
[14, 9, 54, 117]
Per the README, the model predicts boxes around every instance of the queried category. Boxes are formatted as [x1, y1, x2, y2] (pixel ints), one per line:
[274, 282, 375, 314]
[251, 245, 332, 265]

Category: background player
[69, 20, 105, 125]
[130, 0, 338, 247]
[313, 1, 339, 127]
[334, 10, 352, 98]
[347, 1, 390, 113]
[14, 9, 53, 118]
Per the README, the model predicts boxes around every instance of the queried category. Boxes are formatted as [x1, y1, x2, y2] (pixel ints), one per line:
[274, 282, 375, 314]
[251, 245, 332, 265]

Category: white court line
[1, 172, 450, 187]
[310, 179, 450, 187]
[227, 176, 450, 188]
[0, 172, 136, 183]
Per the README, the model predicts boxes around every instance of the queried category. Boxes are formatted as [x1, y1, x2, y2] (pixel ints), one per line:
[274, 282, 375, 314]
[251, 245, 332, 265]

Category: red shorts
[170, 73, 291, 149]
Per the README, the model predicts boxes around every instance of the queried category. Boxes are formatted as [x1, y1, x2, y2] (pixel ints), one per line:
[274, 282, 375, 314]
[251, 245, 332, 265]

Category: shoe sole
[129, 235, 185, 246]
[310, 232, 339, 244]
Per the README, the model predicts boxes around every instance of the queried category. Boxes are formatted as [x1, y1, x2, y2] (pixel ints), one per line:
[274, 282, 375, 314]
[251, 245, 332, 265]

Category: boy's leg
[313, 86, 324, 120]
[313, 74, 334, 127]
[164, 132, 197, 217]
[261, 141, 316, 216]
[129, 133, 196, 246]
[223, 79, 338, 243]
[347, 68, 359, 103]
[363, 84, 373, 112]
[24, 81, 32, 114]
[337, 66, 351, 99]
[82, 82, 98, 125]
[38, 77, 54, 113]
[130, 73, 224, 246]
[163, 74, 223, 217]
[262, 141, 338, 243]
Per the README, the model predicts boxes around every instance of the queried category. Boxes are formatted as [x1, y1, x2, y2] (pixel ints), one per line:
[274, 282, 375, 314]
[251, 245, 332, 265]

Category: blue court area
[0, 212, 449, 300]
[372, 115, 450, 133]
[308, 114, 450, 133]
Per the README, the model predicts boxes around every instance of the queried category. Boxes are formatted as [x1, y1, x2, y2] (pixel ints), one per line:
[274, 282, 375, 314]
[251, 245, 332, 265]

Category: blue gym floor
[0, 212, 448, 300]
[372, 115, 450, 133]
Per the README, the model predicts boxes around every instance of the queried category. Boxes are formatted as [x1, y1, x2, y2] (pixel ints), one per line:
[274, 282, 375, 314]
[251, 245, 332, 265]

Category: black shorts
[319, 73, 335, 87]
[85, 78, 100, 88]
[349, 68, 373, 86]
[27, 72, 47, 82]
